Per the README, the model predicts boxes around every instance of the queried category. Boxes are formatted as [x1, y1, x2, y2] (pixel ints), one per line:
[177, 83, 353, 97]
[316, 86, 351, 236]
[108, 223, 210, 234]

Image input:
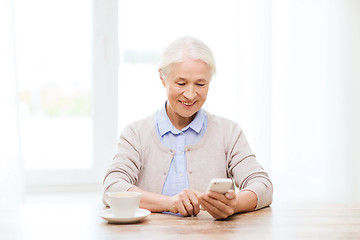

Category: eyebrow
[177, 77, 207, 82]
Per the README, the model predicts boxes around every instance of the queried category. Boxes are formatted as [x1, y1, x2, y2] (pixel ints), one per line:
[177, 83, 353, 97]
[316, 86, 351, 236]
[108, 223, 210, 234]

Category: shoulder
[206, 111, 241, 133]
[205, 111, 254, 156]
[128, 113, 156, 130]
[205, 111, 245, 148]
[121, 113, 156, 138]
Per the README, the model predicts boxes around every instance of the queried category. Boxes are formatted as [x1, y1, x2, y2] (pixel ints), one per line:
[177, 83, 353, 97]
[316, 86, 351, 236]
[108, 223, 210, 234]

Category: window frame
[25, 0, 119, 192]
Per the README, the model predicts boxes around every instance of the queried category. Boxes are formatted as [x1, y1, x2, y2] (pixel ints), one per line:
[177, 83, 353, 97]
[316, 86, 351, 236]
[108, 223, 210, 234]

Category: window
[14, 0, 99, 189]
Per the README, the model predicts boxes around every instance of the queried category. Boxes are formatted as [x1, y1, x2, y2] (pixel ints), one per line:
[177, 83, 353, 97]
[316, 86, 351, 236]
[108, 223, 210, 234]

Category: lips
[180, 101, 195, 106]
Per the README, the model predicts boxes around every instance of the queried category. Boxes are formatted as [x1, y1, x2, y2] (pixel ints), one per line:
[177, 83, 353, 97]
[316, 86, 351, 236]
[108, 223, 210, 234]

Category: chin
[179, 111, 198, 118]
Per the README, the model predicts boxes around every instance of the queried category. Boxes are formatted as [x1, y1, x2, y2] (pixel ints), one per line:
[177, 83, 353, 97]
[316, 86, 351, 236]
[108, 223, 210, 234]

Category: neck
[166, 105, 196, 130]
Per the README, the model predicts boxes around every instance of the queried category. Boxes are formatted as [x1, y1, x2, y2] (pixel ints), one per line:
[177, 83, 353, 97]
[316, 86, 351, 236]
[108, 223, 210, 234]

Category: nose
[183, 85, 196, 100]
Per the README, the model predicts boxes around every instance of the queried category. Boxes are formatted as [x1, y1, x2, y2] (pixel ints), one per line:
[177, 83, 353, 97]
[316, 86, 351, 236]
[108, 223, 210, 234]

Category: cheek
[166, 87, 178, 102]
[199, 88, 209, 99]
[168, 86, 182, 96]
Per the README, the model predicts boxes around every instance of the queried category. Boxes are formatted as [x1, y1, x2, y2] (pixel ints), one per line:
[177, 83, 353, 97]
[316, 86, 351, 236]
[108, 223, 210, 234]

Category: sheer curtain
[0, 0, 23, 206]
[323, 0, 360, 204]
[271, 0, 360, 204]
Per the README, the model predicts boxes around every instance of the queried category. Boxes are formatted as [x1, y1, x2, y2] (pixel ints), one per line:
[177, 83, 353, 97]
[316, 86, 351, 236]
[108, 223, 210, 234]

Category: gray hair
[159, 36, 216, 79]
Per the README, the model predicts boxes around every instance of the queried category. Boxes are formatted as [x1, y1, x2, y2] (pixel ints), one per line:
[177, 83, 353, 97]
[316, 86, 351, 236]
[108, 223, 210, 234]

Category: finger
[196, 192, 206, 210]
[187, 192, 200, 216]
[208, 191, 237, 213]
[208, 190, 237, 208]
[182, 190, 200, 216]
[200, 192, 237, 219]
[175, 198, 189, 216]
[178, 203, 189, 217]
[198, 195, 226, 219]
[204, 193, 228, 211]
[180, 192, 193, 216]
[225, 190, 236, 200]
[188, 190, 200, 215]
[184, 201, 194, 216]
[207, 191, 228, 204]
[193, 190, 202, 197]
[181, 194, 193, 216]
[208, 193, 237, 216]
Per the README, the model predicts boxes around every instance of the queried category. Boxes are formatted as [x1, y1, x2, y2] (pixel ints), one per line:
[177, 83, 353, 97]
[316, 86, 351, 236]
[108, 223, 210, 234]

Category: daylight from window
[15, 0, 92, 170]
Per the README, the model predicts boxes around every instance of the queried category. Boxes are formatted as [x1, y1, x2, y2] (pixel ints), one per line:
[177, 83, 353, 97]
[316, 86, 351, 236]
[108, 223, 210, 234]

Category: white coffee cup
[107, 192, 141, 218]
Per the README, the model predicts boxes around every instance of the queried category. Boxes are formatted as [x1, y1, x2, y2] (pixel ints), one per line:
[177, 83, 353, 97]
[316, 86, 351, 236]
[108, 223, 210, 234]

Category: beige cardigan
[103, 112, 273, 210]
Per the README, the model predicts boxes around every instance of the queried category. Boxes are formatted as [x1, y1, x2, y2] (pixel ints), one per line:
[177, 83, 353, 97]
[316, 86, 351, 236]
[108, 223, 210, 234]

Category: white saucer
[99, 208, 151, 224]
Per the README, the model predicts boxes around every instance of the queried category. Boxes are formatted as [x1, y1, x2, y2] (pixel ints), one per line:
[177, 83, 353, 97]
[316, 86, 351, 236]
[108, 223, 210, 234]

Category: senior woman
[103, 36, 273, 219]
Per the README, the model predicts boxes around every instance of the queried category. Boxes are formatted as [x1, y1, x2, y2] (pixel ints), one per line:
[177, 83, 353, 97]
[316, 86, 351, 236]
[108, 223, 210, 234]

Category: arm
[227, 124, 273, 210]
[235, 190, 257, 212]
[103, 125, 142, 205]
[128, 186, 172, 212]
[199, 123, 272, 219]
[128, 186, 201, 216]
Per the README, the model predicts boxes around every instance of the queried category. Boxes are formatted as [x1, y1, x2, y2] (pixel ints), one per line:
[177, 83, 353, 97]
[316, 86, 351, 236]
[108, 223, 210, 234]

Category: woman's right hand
[168, 189, 200, 217]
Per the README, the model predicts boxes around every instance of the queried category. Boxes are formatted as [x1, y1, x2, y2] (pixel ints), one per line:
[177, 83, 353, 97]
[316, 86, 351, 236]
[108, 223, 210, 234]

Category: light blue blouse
[155, 102, 207, 196]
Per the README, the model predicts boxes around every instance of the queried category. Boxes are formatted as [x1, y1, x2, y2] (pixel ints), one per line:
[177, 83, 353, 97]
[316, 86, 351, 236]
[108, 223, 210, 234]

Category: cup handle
[104, 192, 111, 206]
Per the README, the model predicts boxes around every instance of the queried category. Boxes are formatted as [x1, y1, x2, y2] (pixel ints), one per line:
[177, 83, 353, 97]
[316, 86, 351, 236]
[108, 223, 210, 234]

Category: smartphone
[206, 178, 233, 194]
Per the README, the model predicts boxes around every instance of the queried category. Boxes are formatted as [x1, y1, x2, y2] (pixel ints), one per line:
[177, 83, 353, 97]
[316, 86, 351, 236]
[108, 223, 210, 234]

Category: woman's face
[161, 58, 211, 128]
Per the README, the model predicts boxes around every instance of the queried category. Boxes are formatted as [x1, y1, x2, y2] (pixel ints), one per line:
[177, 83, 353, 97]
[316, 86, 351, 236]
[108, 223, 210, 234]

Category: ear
[159, 69, 166, 87]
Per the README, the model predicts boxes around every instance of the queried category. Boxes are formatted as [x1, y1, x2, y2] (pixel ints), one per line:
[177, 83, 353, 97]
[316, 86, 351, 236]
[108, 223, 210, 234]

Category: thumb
[193, 190, 203, 198]
[225, 190, 236, 200]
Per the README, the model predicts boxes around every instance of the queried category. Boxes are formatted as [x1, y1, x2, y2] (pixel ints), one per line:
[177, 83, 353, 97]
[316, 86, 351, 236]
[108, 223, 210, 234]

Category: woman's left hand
[198, 190, 237, 219]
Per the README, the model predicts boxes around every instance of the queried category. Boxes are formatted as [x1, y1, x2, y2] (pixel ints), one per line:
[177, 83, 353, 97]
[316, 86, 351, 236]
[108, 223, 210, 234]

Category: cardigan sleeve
[102, 124, 142, 206]
[226, 123, 273, 210]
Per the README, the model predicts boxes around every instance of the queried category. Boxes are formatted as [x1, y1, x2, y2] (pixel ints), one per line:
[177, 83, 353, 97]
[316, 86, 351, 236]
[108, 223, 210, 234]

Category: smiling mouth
[180, 101, 195, 106]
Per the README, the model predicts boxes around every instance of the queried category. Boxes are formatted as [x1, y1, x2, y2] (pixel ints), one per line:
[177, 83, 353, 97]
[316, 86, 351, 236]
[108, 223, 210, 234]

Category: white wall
[271, 0, 360, 204]
[324, 0, 360, 203]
